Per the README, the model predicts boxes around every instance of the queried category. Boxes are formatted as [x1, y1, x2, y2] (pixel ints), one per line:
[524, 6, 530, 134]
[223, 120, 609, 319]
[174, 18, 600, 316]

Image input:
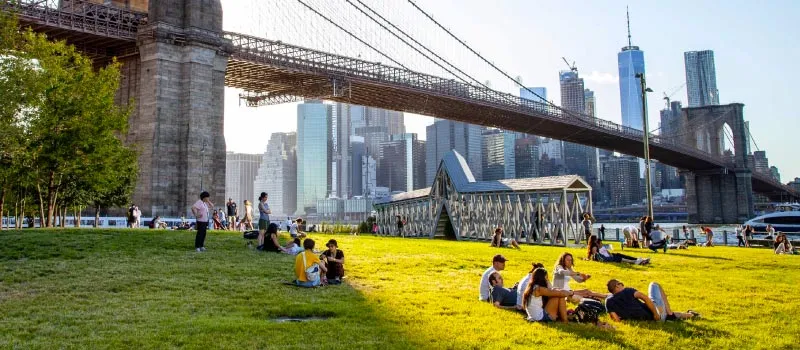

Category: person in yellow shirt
[294, 239, 327, 287]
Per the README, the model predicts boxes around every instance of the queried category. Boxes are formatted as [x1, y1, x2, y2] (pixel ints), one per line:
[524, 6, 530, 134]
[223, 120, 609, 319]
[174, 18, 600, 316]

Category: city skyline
[222, 0, 800, 181]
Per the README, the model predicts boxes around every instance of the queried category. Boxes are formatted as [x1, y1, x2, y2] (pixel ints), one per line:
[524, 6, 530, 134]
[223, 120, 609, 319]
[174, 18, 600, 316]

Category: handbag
[301, 252, 320, 282]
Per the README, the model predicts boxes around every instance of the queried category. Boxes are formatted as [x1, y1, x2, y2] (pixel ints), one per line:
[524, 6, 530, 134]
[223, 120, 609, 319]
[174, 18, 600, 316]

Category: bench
[747, 238, 800, 248]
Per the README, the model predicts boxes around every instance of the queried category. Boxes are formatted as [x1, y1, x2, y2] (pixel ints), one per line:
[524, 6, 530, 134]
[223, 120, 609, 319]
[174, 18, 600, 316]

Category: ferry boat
[744, 211, 800, 233]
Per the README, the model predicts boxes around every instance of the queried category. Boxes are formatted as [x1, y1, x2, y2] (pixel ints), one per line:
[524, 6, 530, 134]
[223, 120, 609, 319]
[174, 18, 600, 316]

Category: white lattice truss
[375, 170, 593, 247]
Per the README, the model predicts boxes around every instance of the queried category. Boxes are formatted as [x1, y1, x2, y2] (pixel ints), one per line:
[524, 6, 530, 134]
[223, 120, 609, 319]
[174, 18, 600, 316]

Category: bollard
[723, 230, 728, 246]
[616, 228, 620, 242]
[690, 229, 695, 240]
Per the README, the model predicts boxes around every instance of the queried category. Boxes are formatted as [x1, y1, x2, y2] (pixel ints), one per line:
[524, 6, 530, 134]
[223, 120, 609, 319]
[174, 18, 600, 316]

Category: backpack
[571, 299, 605, 324]
[301, 252, 320, 282]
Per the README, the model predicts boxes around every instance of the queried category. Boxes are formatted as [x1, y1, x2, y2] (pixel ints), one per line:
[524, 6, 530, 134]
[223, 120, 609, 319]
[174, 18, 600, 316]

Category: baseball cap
[492, 254, 507, 263]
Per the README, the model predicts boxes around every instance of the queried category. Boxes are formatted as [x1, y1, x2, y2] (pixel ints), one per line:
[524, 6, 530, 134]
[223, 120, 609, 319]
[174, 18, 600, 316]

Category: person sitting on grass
[552, 252, 592, 302]
[282, 237, 304, 255]
[321, 239, 345, 284]
[648, 224, 668, 253]
[775, 233, 794, 255]
[587, 235, 650, 265]
[488, 272, 520, 310]
[490, 224, 520, 249]
[522, 268, 588, 323]
[294, 238, 327, 287]
[259, 223, 286, 253]
[480, 255, 507, 301]
[516, 262, 545, 310]
[289, 218, 307, 239]
[605, 279, 700, 322]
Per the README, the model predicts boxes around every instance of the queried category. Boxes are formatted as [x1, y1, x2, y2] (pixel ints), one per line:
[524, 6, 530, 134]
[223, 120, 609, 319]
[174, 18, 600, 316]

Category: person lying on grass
[587, 235, 650, 265]
[605, 279, 700, 322]
[294, 238, 327, 287]
[522, 268, 593, 323]
[321, 239, 345, 285]
[479, 254, 507, 301]
[282, 237, 304, 255]
[490, 224, 521, 249]
[515, 262, 545, 310]
[488, 272, 521, 310]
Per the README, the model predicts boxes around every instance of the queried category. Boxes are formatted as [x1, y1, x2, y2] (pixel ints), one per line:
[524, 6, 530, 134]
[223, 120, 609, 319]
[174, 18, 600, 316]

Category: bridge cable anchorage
[406, 0, 599, 127]
[295, 0, 409, 70]
[348, 0, 487, 89]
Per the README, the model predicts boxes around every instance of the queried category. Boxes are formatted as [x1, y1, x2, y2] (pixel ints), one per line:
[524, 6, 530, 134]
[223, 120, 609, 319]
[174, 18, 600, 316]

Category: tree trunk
[36, 183, 46, 228]
[46, 171, 58, 228]
[60, 206, 66, 228]
[94, 206, 100, 228]
[73, 206, 79, 227]
[76, 207, 81, 228]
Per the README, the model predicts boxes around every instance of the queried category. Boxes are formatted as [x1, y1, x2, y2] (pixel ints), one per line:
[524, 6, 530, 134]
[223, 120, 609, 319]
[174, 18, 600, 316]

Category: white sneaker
[635, 258, 643, 265]
[196, 248, 203, 252]
[200, 247, 207, 252]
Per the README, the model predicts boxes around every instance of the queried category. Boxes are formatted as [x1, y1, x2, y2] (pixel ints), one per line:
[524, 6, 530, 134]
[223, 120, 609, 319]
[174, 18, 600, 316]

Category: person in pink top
[191, 191, 213, 252]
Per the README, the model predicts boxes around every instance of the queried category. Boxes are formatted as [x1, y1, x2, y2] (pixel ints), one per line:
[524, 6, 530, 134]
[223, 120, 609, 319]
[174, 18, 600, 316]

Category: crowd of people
[479, 253, 701, 326]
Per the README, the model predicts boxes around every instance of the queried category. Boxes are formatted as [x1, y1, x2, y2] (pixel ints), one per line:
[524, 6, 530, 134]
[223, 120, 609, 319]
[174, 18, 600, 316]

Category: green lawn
[1, 229, 797, 349]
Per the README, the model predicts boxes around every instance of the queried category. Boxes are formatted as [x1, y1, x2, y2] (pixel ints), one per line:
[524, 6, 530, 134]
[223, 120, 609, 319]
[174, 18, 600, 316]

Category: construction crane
[662, 82, 686, 108]
[561, 57, 578, 73]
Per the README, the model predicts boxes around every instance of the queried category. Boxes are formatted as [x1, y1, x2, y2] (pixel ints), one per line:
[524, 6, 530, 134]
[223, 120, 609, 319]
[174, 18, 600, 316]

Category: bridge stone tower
[126, 0, 230, 216]
[677, 103, 754, 223]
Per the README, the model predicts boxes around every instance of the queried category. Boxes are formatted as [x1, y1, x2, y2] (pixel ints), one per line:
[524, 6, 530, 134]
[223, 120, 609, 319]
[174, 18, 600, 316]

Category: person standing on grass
[599, 224, 606, 240]
[581, 213, 593, 242]
[396, 215, 404, 237]
[191, 191, 213, 252]
[743, 224, 753, 247]
[605, 279, 700, 322]
[226, 198, 237, 231]
[701, 226, 714, 247]
[294, 238, 327, 287]
[321, 239, 345, 284]
[479, 255, 507, 301]
[736, 225, 745, 247]
[256, 192, 271, 249]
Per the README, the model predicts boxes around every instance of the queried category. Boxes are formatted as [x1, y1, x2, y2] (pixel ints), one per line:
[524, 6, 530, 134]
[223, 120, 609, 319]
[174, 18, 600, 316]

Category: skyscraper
[296, 100, 330, 215]
[225, 152, 262, 207]
[584, 89, 596, 117]
[377, 133, 426, 192]
[560, 71, 599, 195]
[425, 119, 483, 183]
[481, 129, 516, 181]
[329, 103, 351, 199]
[618, 9, 646, 130]
[520, 87, 547, 103]
[514, 135, 539, 178]
[604, 155, 642, 207]
[684, 50, 719, 107]
[253, 132, 296, 218]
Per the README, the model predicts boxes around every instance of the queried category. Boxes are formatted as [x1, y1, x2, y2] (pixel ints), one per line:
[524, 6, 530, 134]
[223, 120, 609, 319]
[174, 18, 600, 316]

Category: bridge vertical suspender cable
[295, 0, 410, 70]
[348, 0, 488, 89]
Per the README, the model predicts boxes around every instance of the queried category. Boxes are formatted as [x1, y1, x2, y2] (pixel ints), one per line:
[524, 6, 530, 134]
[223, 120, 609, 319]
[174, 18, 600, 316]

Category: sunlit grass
[1, 229, 797, 349]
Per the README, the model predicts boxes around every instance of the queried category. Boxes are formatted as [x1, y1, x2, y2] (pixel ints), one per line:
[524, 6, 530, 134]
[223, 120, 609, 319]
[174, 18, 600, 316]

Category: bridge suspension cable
[295, 0, 410, 70]
[342, 0, 483, 88]
[405, 0, 549, 105]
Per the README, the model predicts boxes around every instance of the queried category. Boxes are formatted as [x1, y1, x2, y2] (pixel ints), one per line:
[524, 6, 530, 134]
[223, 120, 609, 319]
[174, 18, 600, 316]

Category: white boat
[744, 211, 800, 233]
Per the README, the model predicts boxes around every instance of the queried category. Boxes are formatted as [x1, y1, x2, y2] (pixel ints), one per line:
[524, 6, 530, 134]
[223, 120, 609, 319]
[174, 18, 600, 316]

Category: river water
[595, 222, 776, 246]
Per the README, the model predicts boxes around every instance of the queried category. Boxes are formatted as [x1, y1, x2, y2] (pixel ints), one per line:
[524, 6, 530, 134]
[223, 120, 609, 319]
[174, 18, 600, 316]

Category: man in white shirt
[191, 191, 213, 252]
[479, 255, 507, 301]
[648, 225, 667, 253]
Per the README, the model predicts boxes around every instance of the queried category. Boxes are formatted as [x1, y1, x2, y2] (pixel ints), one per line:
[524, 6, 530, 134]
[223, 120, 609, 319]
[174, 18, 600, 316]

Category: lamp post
[636, 73, 654, 219]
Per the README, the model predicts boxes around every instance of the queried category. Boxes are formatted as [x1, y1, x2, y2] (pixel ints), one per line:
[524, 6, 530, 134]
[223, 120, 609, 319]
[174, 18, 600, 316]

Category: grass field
[1, 229, 798, 349]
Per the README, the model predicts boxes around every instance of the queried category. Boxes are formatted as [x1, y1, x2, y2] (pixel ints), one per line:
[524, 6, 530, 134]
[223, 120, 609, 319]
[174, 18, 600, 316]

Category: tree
[0, 13, 136, 227]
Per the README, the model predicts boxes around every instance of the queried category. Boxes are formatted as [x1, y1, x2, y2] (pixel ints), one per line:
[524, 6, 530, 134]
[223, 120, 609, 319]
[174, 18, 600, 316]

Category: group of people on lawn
[480, 252, 700, 326]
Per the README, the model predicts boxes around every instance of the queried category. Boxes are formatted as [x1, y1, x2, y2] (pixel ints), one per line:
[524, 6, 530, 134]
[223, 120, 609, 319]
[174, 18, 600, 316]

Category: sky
[221, 0, 800, 182]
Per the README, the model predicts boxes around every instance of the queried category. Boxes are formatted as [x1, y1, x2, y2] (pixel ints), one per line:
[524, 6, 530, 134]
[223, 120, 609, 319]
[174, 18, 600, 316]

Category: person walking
[226, 198, 238, 231]
[242, 199, 254, 230]
[256, 192, 272, 250]
[191, 191, 213, 252]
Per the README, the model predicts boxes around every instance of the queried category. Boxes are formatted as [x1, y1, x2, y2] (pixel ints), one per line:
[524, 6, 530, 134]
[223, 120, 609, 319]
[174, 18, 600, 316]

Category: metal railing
[1, 0, 147, 40]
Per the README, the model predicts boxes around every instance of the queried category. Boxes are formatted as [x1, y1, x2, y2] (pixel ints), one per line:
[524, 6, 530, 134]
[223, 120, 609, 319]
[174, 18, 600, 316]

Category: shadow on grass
[664, 252, 733, 261]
